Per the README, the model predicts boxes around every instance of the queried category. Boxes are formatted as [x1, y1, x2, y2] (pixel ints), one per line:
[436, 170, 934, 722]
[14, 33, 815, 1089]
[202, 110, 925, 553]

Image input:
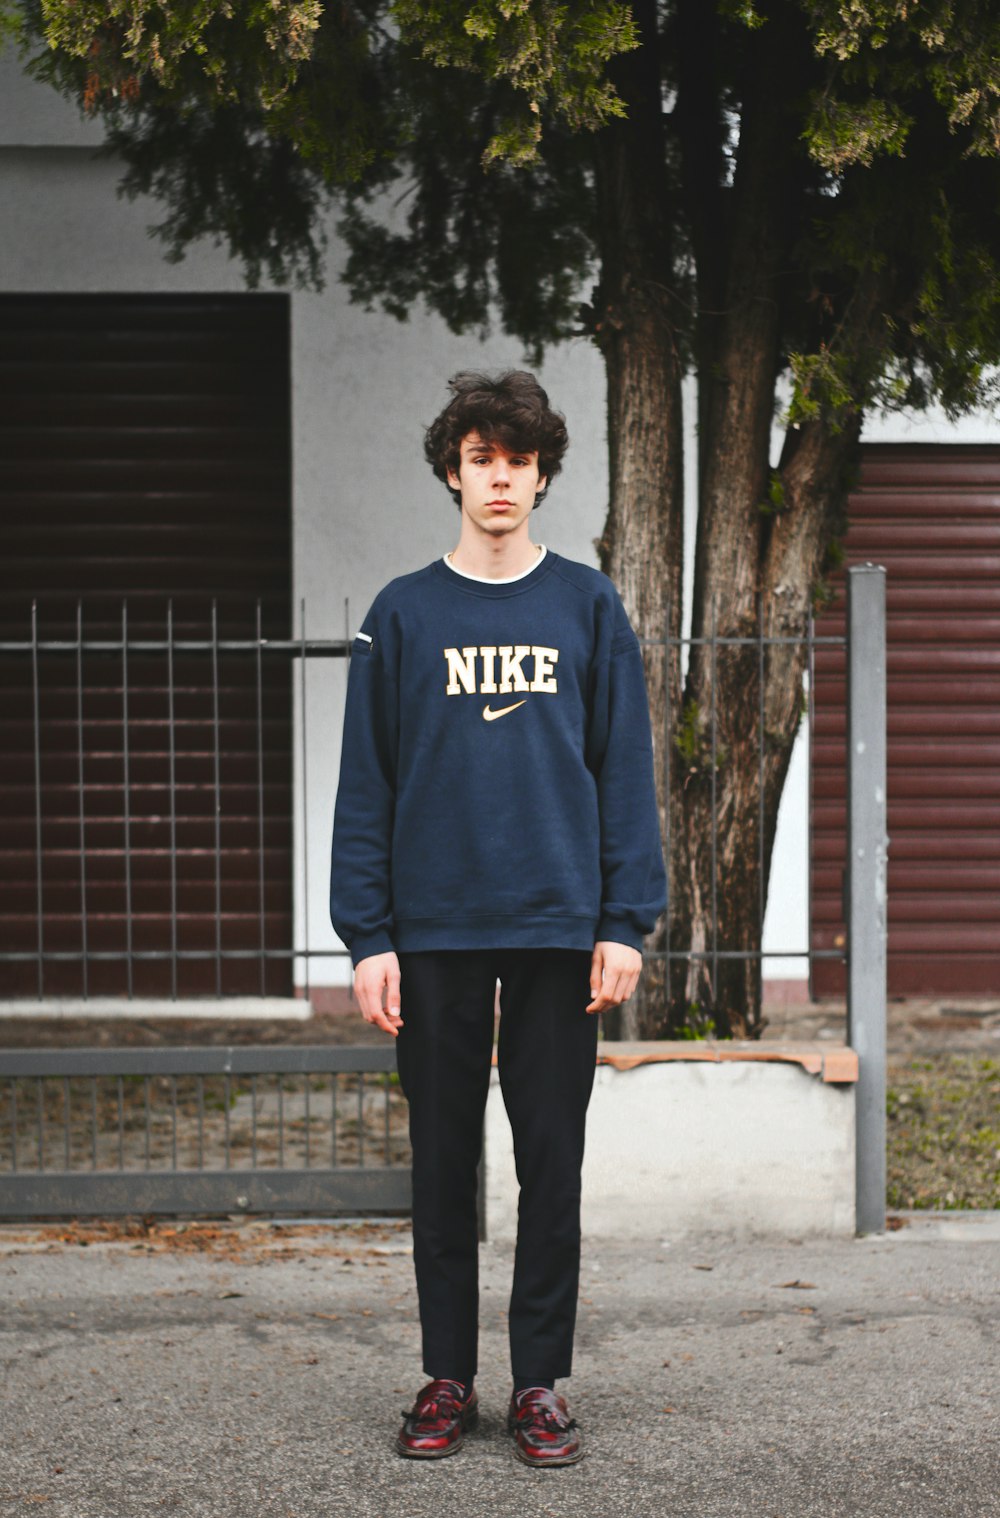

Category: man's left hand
[586, 941, 642, 1013]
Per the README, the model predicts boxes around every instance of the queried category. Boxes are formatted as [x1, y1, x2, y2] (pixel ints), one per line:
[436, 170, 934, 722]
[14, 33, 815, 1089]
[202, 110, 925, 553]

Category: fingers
[585, 943, 642, 1014]
[586, 973, 627, 1014]
[589, 945, 603, 992]
[383, 962, 403, 1034]
[354, 953, 404, 1039]
[587, 972, 640, 1014]
[585, 945, 605, 1014]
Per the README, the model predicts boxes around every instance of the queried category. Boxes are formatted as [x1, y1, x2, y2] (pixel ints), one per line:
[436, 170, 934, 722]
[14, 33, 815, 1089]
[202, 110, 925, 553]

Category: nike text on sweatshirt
[329, 550, 667, 965]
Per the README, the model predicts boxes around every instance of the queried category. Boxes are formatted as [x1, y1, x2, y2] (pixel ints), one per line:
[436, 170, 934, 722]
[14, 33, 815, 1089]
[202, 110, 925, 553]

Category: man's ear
[446, 466, 461, 492]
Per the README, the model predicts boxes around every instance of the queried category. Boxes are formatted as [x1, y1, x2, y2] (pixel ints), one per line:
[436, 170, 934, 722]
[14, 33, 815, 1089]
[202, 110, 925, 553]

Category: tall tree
[15, 0, 1000, 1035]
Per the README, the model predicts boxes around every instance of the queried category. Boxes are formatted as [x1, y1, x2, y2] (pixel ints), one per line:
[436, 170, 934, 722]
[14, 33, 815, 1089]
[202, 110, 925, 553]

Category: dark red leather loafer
[507, 1387, 583, 1467]
[396, 1379, 479, 1458]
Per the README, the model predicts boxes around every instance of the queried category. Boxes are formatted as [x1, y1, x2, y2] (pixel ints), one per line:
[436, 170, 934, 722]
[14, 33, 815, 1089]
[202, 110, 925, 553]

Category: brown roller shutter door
[0, 293, 293, 998]
[811, 444, 1000, 997]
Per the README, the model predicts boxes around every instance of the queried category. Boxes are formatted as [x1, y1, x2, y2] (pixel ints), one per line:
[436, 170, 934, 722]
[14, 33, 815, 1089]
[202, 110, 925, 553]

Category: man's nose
[491, 457, 511, 485]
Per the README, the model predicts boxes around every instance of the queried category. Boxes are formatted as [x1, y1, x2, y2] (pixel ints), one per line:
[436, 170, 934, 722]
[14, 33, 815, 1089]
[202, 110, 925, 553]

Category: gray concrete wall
[485, 1058, 857, 1240]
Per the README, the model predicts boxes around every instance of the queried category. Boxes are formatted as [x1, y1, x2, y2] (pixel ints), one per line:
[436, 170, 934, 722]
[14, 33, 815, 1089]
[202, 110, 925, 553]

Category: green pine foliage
[10, 0, 1000, 435]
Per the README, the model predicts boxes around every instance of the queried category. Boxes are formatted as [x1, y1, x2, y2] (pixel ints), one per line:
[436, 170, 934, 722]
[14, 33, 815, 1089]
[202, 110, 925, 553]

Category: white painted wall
[5, 47, 1000, 995]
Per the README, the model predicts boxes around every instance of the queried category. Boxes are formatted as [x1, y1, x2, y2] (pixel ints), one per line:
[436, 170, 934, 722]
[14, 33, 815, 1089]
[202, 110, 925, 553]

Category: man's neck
[448, 530, 542, 581]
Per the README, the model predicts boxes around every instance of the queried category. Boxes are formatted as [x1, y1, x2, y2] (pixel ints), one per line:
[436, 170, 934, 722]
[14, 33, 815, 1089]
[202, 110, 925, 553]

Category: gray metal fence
[0, 1044, 410, 1219]
[0, 566, 887, 1228]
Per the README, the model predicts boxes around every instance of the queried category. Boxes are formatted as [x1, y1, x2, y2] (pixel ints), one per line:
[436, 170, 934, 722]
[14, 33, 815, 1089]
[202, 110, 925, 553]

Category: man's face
[446, 433, 547, 538]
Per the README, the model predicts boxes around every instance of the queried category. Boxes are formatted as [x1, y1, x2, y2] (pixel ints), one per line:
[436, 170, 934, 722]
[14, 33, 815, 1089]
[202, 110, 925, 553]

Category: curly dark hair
[424, 370, 569, 509]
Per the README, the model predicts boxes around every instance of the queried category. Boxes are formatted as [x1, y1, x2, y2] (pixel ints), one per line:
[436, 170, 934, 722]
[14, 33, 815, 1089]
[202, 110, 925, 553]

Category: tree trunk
[591, 7, 887, 1040]
[589, 0, 685, 1040]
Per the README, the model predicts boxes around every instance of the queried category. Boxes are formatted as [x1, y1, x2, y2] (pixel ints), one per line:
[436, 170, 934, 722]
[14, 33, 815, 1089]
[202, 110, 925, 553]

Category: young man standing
[329, 371, 666, 1466]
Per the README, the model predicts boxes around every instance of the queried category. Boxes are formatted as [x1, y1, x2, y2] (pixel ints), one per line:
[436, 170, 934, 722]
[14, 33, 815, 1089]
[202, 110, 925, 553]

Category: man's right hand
[353, 951, 403, 1038]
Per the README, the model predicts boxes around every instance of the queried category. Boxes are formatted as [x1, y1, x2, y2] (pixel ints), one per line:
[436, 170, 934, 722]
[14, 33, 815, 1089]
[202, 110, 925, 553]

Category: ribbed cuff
[594, 916, 645, 953]
[349, 929, 396, 967]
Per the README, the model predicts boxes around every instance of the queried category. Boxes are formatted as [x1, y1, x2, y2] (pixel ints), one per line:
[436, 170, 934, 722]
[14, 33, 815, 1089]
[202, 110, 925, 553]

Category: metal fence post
[846, 564, 889, 1235]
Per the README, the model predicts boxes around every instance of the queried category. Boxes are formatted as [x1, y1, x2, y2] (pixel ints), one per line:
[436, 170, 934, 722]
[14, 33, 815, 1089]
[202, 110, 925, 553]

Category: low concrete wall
[485, 1042, 857, 1241]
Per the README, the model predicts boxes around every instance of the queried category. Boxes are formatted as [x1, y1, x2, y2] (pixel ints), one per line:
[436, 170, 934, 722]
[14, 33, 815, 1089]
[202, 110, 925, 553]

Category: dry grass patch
[887, 1053, 1000, 1210]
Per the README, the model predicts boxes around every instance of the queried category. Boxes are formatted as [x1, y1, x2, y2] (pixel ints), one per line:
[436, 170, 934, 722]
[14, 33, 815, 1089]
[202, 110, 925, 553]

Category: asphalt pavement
[1, 1212, 998, 1518]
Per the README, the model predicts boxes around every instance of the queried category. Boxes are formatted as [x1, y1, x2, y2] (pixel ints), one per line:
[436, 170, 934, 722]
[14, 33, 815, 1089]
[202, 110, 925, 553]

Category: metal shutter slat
[0, 293, 293, 999]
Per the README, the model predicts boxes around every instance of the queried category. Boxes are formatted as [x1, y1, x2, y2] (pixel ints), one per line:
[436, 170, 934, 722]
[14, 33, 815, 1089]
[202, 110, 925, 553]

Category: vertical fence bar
[383, 1074, 390, 1164]
[846, 564, 888, 1236]
[211, 601, 223, 998]
[90, 1080, 97, 1169]
[197, 1077, 205, 1169]
[223, 1071, 231, 1168]
[144, 1078, 151, 1169]
[31, 602, 44, 998]
[357, 1073, 365, 1167]
[250, 1074, 257, 1169]
[116, 1076, 124, 1169]
[300, 598, 311, 1003]
[36, 1079, 44, 1171]
[277, 1076, 284, 1167]
[11, 1082, 18, 1171]
[757, 593, 766, 945]
[122, 603, 134, 999]
[304, 1076, 311, 1169]
[709, 598, 718, 1015]
[344, 598, 353, 1014]
[663, 597, 671, 1010]
[330, 1075, 338, 1168]
[167, 602, 178, 1001]
[76, 602, 89, 999]
[63, 1077, 70, 1169]
[170, 1076, 178, 1171]
[256, 599, 267, 997]
[807, 605, 817, 1002]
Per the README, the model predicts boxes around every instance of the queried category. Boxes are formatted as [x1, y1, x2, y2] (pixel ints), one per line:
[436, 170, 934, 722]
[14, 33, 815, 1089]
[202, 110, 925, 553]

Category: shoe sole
[395, 1407, 479, 1458]
[506, 1413, 584, 1467]
[511, 1442, 584, 1468]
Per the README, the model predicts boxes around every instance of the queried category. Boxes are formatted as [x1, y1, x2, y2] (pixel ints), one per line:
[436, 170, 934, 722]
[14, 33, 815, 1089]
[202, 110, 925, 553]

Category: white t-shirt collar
[442, 544, 547, 585]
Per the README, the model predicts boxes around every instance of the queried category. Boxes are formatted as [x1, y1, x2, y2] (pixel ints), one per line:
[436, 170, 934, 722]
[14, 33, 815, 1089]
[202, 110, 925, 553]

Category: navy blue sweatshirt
[329, 548, 667, 965]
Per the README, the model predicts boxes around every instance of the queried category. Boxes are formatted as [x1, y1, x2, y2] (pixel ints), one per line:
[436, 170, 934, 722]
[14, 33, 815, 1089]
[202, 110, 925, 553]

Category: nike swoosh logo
[483, 700, 527, 721]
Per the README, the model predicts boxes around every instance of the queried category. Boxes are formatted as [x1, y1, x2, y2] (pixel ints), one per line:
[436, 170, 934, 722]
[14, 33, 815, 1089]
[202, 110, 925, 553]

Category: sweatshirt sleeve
[329, 608, 399, 967]
[586, 609, 668, 952]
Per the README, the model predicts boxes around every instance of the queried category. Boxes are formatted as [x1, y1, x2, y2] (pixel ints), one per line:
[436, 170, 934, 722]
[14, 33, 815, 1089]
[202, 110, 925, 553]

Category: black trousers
[395, 948, 598, 1384]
